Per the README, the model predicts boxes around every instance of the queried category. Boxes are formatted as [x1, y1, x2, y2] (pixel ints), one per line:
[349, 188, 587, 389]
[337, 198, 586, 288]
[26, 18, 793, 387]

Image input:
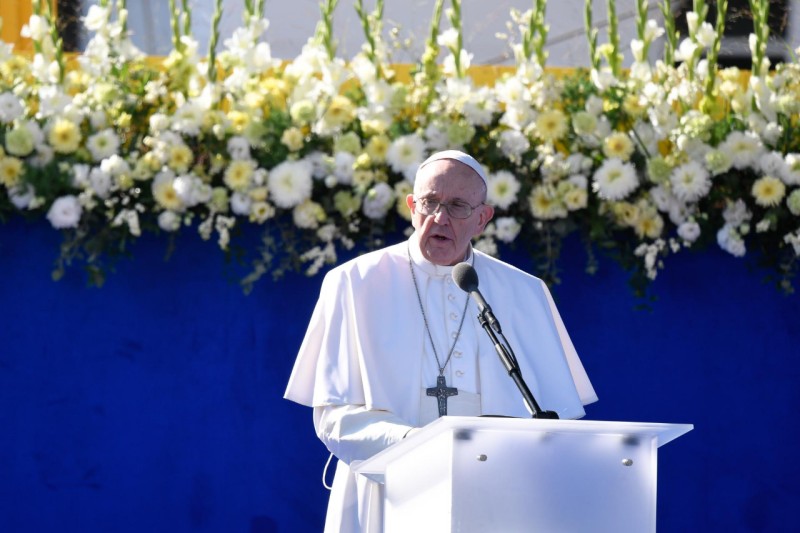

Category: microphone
[451, 262, 559, 420]
[452, 262, 501, 333]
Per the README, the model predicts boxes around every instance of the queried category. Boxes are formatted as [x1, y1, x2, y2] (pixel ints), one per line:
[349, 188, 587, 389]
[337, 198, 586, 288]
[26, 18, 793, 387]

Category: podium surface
[354, 417, 692, 533]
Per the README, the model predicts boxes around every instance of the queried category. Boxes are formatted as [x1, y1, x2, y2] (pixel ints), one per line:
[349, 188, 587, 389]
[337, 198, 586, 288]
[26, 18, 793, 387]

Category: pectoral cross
[427, 375, 458, 417]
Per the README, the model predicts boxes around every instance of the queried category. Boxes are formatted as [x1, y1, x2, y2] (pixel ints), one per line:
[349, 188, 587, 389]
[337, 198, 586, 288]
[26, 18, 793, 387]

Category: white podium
[354, 416, 692, 533]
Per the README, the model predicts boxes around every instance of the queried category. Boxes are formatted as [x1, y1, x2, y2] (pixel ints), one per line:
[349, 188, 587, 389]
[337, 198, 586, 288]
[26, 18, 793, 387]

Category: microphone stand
[475, 310, 559, 420]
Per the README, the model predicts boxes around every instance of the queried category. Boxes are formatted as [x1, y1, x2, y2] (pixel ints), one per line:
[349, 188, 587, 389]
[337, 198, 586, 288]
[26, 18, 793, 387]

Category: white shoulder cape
[285, 237, 597, 423]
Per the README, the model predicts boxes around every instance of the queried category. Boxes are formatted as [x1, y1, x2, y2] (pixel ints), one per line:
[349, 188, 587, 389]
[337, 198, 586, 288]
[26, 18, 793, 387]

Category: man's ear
[405, 194, 415, 213]
[476, 204, 494, 233]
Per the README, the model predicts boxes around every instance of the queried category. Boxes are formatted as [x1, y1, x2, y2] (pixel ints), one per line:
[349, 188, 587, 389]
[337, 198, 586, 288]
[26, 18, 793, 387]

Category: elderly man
[285, 150, 597, 532]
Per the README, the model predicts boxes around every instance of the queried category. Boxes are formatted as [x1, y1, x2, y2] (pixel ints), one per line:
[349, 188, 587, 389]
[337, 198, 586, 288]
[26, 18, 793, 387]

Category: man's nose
[432, 204, 450, 222]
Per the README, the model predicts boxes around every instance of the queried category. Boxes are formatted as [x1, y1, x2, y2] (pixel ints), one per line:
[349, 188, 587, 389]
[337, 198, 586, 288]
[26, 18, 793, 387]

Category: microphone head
[452, 262, 479, 292]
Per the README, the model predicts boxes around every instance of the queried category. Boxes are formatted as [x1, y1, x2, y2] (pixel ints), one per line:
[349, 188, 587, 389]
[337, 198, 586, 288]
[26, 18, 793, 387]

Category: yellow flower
[394, 181, 413, 221]
[0, 157, 24, 187]
[622, 94, 646, 119]
[535, 109, 568, 142]
[224, 160, 255, 191]
[48, 118, 82, 154]
[153, 180, 182, 211]
[250, 201, 276, 224]
[635, 213, 664, 239]
[352, 169, 374, 188]
[243, 90, 266, 111]
[603, 132, 635, 161]
[563, 187, 588, 211]
[249, 187, 268, 202]
[751, 176, 786, 207]
[365, 135, 390, 163]
[281, 127, 305, 152]
[613, 202, 640, 226]
[322, 95, 355, 128]
[227, 110, 250, 133]
[167, 144, 194, 173]
[529, 185, 567, 220]
[5, 127, 34, 157]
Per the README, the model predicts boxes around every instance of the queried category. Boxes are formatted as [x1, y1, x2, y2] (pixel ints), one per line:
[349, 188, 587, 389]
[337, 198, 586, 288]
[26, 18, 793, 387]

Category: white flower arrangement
[0, 0, 797, 296]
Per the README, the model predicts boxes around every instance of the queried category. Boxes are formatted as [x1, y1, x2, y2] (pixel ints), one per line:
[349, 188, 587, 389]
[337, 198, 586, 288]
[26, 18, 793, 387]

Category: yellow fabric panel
[1, 1, 58, 52]
[0, 1, 34, 51]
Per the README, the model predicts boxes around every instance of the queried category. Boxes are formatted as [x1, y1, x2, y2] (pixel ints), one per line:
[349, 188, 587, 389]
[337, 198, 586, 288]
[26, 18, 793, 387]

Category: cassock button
[448, 294, 456, 302]
[454, 350, 462, 358]
[456, 370, 464, 377]
[450, 312, 458, 320]
[451, 331, 458, 339]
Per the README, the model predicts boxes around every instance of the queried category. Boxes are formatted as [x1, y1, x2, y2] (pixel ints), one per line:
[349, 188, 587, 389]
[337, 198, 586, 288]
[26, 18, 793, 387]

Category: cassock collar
[408, 232, 474, 279]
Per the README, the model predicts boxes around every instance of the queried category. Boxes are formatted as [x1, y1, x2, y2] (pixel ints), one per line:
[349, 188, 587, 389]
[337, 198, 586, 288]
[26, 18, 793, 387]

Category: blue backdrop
[1, 218, 798, 532]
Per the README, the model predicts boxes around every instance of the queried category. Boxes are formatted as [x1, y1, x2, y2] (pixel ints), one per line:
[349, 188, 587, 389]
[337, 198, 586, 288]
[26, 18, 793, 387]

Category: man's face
[406, 159, 494, 266]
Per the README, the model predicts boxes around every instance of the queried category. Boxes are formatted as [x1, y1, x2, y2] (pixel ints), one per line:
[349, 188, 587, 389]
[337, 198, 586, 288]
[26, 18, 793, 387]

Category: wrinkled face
[406, 159, 494, 266]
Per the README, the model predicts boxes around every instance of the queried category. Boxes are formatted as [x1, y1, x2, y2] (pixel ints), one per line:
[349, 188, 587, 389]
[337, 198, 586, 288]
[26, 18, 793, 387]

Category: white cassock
[284, 232, 598, 532]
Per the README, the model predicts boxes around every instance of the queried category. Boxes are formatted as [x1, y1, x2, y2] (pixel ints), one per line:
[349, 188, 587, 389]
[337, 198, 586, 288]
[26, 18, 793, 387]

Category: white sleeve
[313, 404, 415, 465]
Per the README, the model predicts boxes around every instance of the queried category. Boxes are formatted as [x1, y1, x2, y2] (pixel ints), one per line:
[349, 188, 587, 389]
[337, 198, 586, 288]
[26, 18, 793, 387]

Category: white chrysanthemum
[781, 154, 800, 186]
[592, 158, 639, 201]
[362, 182, 394, 220]
[158, 211, 181, 232]
[230, 191, 252, 216]
[487, 170, 521, 210]
[473, 237, 498, 256]
[717, 224, 746, 257]
[719, 131, 763, 170]
[462, 87, 496, 127]
[500, 102, 535, 131]
[174, 174, 212, 207]
[677, 220, 701, 242]
[332, 151, 355, 185]
[89, 167, 112, 199]
[0, 93, 24, 123]
[268, 159, 313, 208]
[424, 123, 449, 151]
[498, 129, 530, 162]
[386, 134, 426, 183]
[9, 184, 35, 209]
[722, 199, 752, 227]
[72, 164, 91, 188]
[757, 151, 787, 178]
[493, 217, 521, 243]
[86, 129, 120, 161]
[227, 136, 251, 161]
[100, 155, 130, 179]
[46, 195, 83, 229]
[171, 101, 204, 136]
[565, 156, 591, 177]
[670, 161, 711, 202]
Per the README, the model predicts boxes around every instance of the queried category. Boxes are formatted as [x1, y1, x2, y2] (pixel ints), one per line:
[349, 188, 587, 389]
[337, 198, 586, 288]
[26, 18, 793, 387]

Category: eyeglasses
[413, 198, 483, 219]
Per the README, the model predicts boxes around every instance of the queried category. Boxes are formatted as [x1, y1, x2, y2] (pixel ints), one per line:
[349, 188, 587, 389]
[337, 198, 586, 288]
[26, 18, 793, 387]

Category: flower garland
[0, 0, 798, 296]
